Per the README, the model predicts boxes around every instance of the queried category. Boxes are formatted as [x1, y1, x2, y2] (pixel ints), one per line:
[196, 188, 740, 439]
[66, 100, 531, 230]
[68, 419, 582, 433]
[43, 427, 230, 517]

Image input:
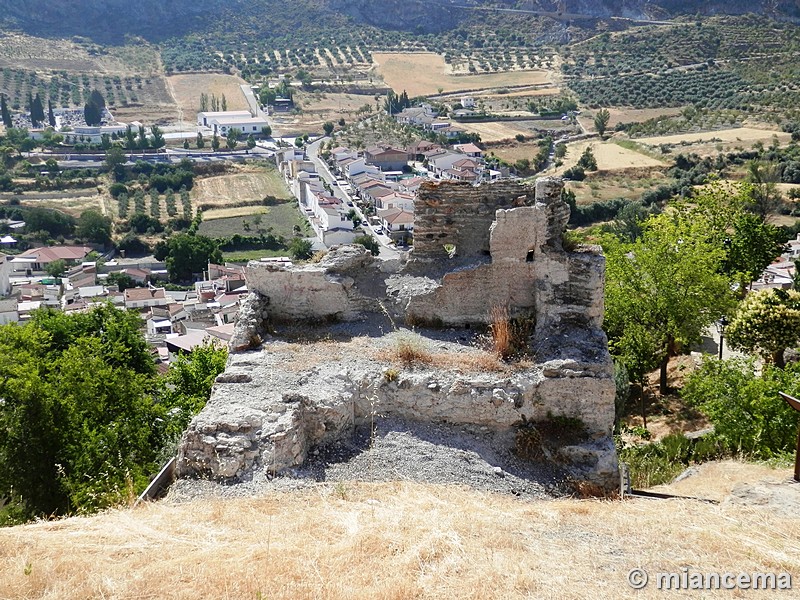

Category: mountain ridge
[0, 0, 798, 44]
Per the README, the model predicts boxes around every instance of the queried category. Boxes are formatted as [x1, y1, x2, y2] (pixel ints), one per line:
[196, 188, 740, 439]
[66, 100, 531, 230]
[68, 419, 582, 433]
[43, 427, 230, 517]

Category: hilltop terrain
[0, 0, 798, 43]
[1, 462, 797, 599]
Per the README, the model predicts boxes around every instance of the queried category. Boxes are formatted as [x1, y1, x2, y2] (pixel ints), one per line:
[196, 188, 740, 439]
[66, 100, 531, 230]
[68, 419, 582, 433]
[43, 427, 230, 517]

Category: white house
[197, 111, 269, 136]
[461, 96, 476, 109]
[377, 208, 414, 241]
[124, 287, 170, 310]
[0, 251, 10, 296]
[0, 298, 18, 325]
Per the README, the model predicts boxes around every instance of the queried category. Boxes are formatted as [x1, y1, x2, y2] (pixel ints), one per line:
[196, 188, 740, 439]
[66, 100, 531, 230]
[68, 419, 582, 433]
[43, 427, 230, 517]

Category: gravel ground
[167, 416, 568, 503]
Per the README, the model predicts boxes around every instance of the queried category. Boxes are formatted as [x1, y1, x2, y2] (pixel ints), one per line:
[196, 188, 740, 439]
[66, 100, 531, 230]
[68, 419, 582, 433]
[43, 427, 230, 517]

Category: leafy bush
[682, 358, 800, 458]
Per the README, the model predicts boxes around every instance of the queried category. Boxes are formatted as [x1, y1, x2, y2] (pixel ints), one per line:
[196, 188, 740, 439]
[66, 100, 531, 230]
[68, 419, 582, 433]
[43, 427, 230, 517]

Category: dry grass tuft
[489, 305, 513, 359]
[1, 474, 798, 599]
[391, 332, 433, 368]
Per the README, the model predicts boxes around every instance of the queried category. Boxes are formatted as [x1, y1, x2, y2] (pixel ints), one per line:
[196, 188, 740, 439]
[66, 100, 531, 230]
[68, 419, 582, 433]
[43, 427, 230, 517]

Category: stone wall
[178, 177, 619, 491]
[413, 180, 535, 260]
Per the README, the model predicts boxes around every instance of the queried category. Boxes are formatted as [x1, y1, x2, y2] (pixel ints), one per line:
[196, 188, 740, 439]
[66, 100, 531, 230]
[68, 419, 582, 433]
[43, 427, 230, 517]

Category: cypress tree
[31, 93, 45, 127]
[0, 94, 11, 128]
[48, 99, 56, 127]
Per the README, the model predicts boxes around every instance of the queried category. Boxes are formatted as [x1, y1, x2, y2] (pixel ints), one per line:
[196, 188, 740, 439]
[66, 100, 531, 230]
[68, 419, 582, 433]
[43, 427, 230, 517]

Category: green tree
[353, 234, 380, 256]
[323, 121, 335, 136]
[106, 271, 136, 291]
[137, 125, 149, 150]
[104, 146, 127, 181]
[0, 305, 164, 521]
[83, 91, 105, 127]
[211, 134, 220, 151]
[0, 94, 11, 128]
[149, 125, 165, 150]
[604, 210, 734, 394]
[183, 139, 190, 150]
[196, 132, 205, 149]
[47, 100, 55, 128]
[77, 209, 112, 245]
[289, 237, 314, 260]
[594, 108, 610, 137]
[261, 125, 272, 138]
[45, 259, 67, 278]
[726, 288, 800, 368]
[124, 126, 137, 152]
[226, 128, 241, 150]
[159, 342, 228, 436]
[745, 161, 782, 221]
[246, 134, 256, 149]
[683, 358, 800, 457]
[30, 93, 45, 127]
[577, 146, 598, 171]
[160, 233, 222, 282]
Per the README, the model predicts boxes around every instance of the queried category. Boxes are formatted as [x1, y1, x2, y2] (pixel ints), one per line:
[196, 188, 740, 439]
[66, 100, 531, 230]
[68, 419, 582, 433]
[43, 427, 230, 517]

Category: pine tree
[47, 99, 56, 127]
[0, 94, 11, 128]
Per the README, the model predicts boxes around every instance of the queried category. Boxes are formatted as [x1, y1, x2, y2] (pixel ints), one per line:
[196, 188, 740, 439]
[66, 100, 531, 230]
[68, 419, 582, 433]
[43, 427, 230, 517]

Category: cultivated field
[191, 169, 292, 212]
[0, 33, 161, 75]
[578, 107, 685, 132]
[197, 203, 304, 240]
[1, 464, 797, 599]
[373, 52, 554, 97]
[167, 73, 250, 125]
[0, 190, 108, 218]
[566, 170, 674, 206]
[636, 127, 792, 146]
[460, 119, 569, 142]
[557, 140, 668, 173]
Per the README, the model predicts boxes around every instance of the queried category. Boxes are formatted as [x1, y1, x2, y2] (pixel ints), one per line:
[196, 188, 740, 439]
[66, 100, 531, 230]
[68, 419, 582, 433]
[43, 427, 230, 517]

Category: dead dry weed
[1, 477, 798, 599]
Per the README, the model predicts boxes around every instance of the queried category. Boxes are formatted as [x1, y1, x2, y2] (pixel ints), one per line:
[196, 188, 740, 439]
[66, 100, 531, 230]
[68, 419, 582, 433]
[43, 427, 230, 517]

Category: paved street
[306, 137, 400, 260]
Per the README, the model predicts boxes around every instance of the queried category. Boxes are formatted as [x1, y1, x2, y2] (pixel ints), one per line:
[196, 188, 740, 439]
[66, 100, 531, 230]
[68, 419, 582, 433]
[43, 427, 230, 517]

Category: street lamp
[716, 316, 729, 360]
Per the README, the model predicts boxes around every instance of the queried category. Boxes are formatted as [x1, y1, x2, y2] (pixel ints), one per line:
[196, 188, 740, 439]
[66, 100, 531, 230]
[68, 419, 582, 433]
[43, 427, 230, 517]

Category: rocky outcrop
[178, 177, 620, 491]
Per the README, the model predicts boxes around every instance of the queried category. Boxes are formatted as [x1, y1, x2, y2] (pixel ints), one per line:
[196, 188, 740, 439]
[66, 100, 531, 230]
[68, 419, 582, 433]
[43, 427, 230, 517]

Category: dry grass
[391, 332, 433, 367]
[2, 475, 799, 599]
[167, 73, 250, 125]
[460, 120, 567, 143]
[489, 305, 512, 359]
[555, 141, 667, 174]
[191, 169, 292, 212]
[373, 52, 553, 97]
[652, 461, 793, 502]
[636, 127, 792, 146]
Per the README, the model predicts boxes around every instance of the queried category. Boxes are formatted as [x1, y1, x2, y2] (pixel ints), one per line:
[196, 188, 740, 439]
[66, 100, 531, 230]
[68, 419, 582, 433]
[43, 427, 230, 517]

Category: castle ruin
[176, 178, 619, 490]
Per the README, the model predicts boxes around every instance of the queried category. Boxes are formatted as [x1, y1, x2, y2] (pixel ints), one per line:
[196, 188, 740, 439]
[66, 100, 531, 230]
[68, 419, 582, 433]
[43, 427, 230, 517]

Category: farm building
[197, 111, 269, 136]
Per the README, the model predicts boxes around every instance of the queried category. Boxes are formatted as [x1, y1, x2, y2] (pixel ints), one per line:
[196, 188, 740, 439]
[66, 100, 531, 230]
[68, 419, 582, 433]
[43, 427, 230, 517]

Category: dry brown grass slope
[1, 464, 799, 599]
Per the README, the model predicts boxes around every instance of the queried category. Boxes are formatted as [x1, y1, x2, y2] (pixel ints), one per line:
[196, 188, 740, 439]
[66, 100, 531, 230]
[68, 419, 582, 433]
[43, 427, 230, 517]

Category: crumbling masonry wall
[413, 180, 535, 260]
[178, 178, 619, 490]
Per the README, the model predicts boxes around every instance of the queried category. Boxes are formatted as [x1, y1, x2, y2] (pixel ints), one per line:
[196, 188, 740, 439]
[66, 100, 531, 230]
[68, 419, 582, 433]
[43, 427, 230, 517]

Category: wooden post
[778, 393, 800, 482]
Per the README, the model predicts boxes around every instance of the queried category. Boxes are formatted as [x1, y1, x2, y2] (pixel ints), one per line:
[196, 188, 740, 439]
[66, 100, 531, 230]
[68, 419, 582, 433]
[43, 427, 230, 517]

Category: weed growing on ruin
[391, 332, 432, 367]
[487, 305, 534, 360]
[384, 368, 400, 382]
[562, 230, 583, 252]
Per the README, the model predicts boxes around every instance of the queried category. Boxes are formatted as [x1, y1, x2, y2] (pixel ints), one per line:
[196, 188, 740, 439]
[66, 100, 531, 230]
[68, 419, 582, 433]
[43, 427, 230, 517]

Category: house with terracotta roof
[11, 245, 92, 273]
[124, 287, 170, 310]
[454, 143, 483, 158]
[377, 208, 414, 242]
[364, 144, 410, 171]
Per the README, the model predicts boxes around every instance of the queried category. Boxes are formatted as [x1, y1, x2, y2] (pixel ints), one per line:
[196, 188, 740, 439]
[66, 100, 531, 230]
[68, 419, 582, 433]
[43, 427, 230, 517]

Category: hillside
[0, 0, 798, 44]
[1, 463, 797, 599]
